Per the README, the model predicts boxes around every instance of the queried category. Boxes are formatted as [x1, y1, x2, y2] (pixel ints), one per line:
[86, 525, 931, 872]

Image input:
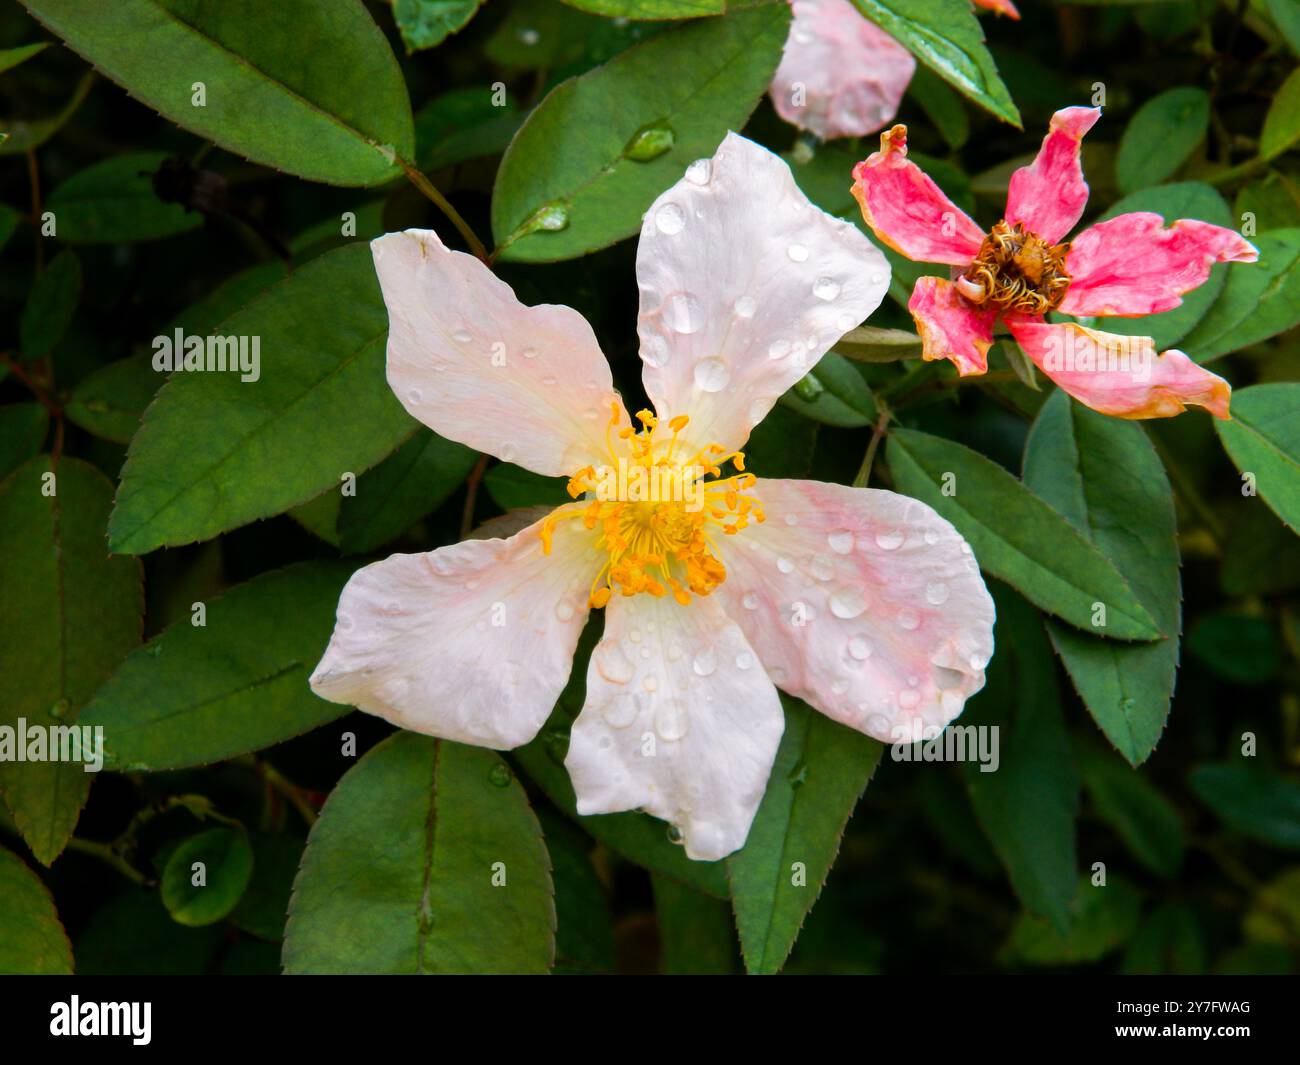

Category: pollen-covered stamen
[539, 408, 764, 608]
[959, 220, 1071, 315]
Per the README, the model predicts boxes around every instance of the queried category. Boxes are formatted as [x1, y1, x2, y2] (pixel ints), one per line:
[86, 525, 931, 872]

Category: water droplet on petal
[787, 243, 809, 262]
[595, 643, 635, 684]
[742, 592, 759, 610]
[811, 555, 835, 581]
[406, 388, 422, 405]
[924, 528, 939, 545]
[643, 673, 658, 692]
[735, 652, 753, 670]
[830, 587, 867, 619]
[655, 202, 686, 235]
[692, 649, 717, 677]
[768, 338, 791, 360]
[664, 291, 702, 334]
[875, 529, 904, 550]
[897, 610, 920, 631]
[898, 689, 921, 709]
[693, 357, 730, 392]
[452, 329, 472, 344]
[827, 530, 854, 555]
[555, 600, 575, 622]
[685, 158, 711, 185]
[925, 581, 950, 605]
[522, 347, 538, 359]
[813, 277, 841, 301]
[734, 295, 757, 318]
[776, 556, 795, 574]
[603, 692, 638, 728]
[655, 699, 689, 741]
[848, 636, 873, 660]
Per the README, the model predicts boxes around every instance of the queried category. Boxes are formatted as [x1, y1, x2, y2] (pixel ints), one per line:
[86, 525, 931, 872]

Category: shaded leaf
[46, 151, 201, 243]
[1115, 87, 1209, 193]
[1215, 383, 1300, 532]
[160, 826, 255, 927]
[0, 846, 73, 974]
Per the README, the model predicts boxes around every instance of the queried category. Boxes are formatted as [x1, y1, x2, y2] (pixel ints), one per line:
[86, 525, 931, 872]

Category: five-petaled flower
[310, 133, 996, 861]
[770, 0, 1018, 141]
[851, 107, 1259, 419]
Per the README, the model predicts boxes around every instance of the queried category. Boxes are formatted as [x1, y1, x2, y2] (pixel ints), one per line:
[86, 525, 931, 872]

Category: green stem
[853, 407, 892, 488]
[65, 838, 153, 887]
[399, 158, 490, 263]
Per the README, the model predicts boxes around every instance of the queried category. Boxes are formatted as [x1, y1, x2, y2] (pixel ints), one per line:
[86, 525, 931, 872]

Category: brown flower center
[955, 221, 1071, 315]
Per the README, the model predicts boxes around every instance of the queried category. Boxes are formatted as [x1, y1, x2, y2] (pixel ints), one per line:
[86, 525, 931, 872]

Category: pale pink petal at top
[372, 229, 629, 478]
[769, 0, 916, 141]
[566, 591, 785, 862]
[851, 125, 986, 266]
[714, 479, 995, 745]
[636, 133, 890, 456]
[1006, 316, 1232, 420]
[1004, 106, 1101, 245]
[974, 0, 1020, 16]
[310, 511, 596, 748]
[908, 275, 998, 375]
[1058, 212, 1259, 318]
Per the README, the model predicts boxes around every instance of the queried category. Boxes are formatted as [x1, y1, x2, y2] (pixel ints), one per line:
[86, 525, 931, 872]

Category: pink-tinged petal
[566, 591, 784, 861]
[908, 275, 996, 375]
[637, 133, 890, 455]
[714, 479, 995, 744]
[1004, 106, 1100, 244]
[373, 229, 629, 477]
[769, 0, 916, 141]
[1059, 213, 1259, 317]
[974, 0, 1019, 16]
[1006, 316, 1232, 420]
[310, 511, 595, 748]
[851, 125, 986, 266]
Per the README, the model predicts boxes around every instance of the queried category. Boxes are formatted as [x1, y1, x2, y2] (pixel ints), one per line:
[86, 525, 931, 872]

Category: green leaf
[1077, 740, 1184, 878]
[1183, 229, 1300, 361]
[0, 41, 48, 75]
[0, 70, 93, 156]
[391, 0, 484, 52]
[20, 249, 81, 361]
[906, 64, 970, 150]
[744, 405, 818, 479]
[540, 810, 614, 975]
[560, 0, 723, 14]
[728, 697, 882, 975]
[849, 0, 1020, 126]
[65, 354, 159, 444]
[46, 151, 202, 243]
[231, 832, 304, 941]
[1006, 876, 1141, 966]
[75, 887, 222, 973]
[1269, 0, 1300, 58]
[778, 352, 877, 428]
[338, 429, 478, 554]
[161, 826, 255, 926]
[108, 243, 416, 554]
[1023, 393, 1180, 764]
[964, 585, 1078, 933]
[653, 873, 738, 974]
[1186, 612, 1280, 685]
[80, 562, 353, 770]
[1094, 182, 1232, 349]
[0, 202, 19, 253]
[21, 0, 414, 186]
[1215, 383, 1300, 532]
[1261, 68, 1300, 161]
[1189, 764, 1300, 850]
[0, 846, 73, 974]
[1121, 902, 1207, 974]
[886, 428, 1162, 640]
[484, 461, 570, 511]
[169, 260, 289, 338]
[834, 325, 923, 364]
[0, 456, 143, 865]
[284, 733, 555, 973]
[1115, 87, 1210, 194]
[492, 4, 790, 262]
[0, 402, 49, 478]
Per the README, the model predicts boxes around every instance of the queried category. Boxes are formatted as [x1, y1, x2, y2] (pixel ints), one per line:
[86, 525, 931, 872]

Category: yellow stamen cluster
[958, 220, 1072, 315]
[539, 404, 764, 608]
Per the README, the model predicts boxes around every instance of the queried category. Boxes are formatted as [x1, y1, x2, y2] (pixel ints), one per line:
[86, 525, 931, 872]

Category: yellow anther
[668, 414, 690, 432]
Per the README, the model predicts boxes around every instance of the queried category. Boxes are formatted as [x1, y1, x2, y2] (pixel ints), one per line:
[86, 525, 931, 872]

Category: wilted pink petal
[310, 512, 596, 748]
[1004, 106, 1100, 245]
[852, 125, 986, 266]
[1006, 316, 1232, 419]
[908, 275, 997, 375]
[1059, 212, 1259, 317]
[713, 479, 995, 745]
[372, 228, 630, 478]
[769, 0, 916, 141]
[566, 591, 785, 862]
[637, 132, 889, 456]
[974, 0, 1020, 16]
